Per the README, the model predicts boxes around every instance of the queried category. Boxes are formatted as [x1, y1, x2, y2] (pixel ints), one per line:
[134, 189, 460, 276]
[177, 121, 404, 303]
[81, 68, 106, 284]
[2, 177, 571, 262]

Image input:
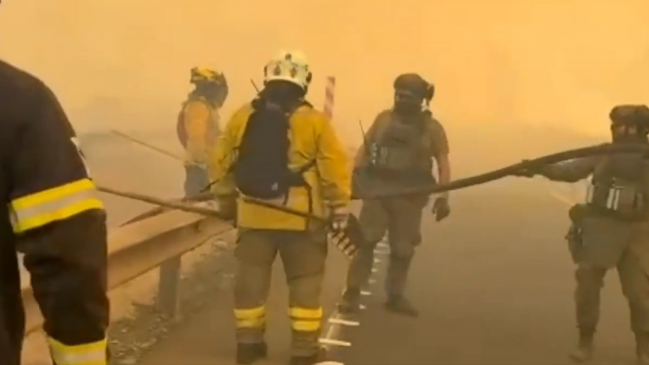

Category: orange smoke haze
[1, 0, 648, 168]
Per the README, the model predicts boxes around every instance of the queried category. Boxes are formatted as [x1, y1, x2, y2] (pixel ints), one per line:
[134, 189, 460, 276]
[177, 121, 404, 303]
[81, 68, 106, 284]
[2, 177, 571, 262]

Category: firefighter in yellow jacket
[177, 66, 228, 196]
[0, 59, 109, 365]
[208, 50, 352, 365]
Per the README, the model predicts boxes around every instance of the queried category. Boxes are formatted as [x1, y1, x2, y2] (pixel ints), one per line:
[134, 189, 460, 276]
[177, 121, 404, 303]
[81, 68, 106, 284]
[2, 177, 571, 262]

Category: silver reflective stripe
[12, 189, 97, 225]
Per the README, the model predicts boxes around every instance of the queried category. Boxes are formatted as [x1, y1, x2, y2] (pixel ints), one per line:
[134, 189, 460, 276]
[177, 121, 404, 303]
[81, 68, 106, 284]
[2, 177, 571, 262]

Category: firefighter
[0, 59, 109, 365]
[177, 66, 228, 196]
[208, 50, 352, 365]
[340, 73, 451, 317]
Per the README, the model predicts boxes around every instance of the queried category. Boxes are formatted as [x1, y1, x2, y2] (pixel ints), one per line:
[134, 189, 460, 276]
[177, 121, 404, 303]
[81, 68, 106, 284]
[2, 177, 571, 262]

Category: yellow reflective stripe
[10, 178, 104, 233]
[47, 337, 107, 365]
[236, 317, 267, 329]
[288, 307, 323, 319]
[291, 319, 321, 332]
[235, 306, 266, 329]
[289, 307, 323, 332]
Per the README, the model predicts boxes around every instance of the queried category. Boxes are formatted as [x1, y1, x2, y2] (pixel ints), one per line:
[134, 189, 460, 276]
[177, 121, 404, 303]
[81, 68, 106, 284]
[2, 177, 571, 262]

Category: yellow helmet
[190, 66, 224, 84]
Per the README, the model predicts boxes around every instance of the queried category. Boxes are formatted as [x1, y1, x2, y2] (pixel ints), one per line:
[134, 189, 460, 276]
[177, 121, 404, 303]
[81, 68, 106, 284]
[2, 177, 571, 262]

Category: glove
[513, 159, 536, 178]
[327, 213, 363, 259]
[215, 196, 237, 225]
[329, 205, 350, 232]
[432, 197, 450, 222]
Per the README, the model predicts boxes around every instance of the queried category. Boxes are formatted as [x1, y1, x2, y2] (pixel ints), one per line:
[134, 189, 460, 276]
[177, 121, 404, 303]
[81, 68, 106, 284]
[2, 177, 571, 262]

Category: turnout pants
[575, 232, 649, 333]
[234, 228, 328, 357]
[183, 165, 209, 197]
[346, 196, 428, 296]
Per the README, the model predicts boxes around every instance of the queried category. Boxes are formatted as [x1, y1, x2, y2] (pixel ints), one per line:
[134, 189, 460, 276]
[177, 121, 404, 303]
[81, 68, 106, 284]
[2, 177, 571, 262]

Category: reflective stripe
[289, 307, 323, 332]
[235, 306, 266, 329]
[291, 319, 321, 332]
[10, 178, 104, 233]
[289, 307, 323, 319]
[47, 337, 107, 365]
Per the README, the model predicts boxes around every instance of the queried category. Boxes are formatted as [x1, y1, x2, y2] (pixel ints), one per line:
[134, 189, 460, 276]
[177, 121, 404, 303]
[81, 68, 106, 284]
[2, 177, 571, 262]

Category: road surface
[136, 182, 637, 365]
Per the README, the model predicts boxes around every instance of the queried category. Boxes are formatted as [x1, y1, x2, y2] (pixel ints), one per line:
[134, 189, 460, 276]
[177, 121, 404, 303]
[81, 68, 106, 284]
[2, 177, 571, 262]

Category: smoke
[1, 0, 647, 148]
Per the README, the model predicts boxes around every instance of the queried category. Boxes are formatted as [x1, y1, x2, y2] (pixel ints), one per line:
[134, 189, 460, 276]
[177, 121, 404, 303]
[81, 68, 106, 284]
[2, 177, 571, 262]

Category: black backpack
[233, 99, 314, 200]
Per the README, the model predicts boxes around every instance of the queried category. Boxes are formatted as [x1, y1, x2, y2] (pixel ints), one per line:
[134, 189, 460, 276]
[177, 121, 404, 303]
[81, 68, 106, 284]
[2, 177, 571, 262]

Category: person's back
[0, 59, 109, 365]
[207, 50, 351, 365]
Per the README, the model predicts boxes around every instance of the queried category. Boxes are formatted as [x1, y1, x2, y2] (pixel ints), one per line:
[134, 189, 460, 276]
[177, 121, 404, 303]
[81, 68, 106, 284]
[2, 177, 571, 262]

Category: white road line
[360, 304, 366, 310]
[371, 268, 378, 273]
[321, 313, 340, 343]
[329, 317, 360, 326]
[373, 258, 382, 263]
[319, 338, 352, 347]
[361, 290, 372, 296]
[377, 242, 389, 248]
[368, 278, 376, 284]
[374, 249, 390, 255]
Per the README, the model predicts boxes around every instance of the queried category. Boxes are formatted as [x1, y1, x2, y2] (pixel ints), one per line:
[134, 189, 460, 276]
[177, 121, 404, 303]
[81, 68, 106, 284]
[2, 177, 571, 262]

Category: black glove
[432, 197, 450, 222]
[513, 159, 536, 178]
[215, 197, 237, 226]
[327, 214, 363, 259]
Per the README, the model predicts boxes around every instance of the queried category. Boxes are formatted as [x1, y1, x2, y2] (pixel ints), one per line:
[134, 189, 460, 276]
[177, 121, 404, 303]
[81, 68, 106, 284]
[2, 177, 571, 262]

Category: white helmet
[263, 50, 312, 90]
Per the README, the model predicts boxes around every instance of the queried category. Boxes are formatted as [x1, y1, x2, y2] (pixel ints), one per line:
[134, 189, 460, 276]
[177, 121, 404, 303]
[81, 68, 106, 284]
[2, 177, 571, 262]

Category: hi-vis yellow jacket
[178, 96, 221, 166]
[208, 102, 352, 230]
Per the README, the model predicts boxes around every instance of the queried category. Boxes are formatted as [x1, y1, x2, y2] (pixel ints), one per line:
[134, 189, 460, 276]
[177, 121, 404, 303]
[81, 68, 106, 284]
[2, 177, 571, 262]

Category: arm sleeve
[428, 118, 450, 157]
[316, 114, 352, 207]
[9, 82, 109, 349]
[208, 108, 243, 196]
[539, 157, 599, 183]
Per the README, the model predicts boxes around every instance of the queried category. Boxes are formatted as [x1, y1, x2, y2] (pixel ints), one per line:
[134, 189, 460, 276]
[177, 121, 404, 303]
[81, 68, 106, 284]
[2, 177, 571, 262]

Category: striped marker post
[323, 76, 336, 121]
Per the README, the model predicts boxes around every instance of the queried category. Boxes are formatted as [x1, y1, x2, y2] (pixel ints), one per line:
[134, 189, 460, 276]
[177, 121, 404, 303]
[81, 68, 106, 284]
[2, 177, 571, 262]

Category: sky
[1, 0, 648, 144]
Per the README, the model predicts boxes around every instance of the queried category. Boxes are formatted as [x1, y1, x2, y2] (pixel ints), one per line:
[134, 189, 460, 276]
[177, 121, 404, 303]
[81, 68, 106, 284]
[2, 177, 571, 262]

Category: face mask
[394, 102, 421, 116]
[393, 91, 423, 116]
[611, 124, 648, 144]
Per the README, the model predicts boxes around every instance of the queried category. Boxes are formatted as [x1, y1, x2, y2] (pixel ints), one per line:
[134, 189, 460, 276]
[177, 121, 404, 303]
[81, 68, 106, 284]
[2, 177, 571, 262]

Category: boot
[569, 329, 594, 363]
[635, 332, 649, 365]
[288, 346, 328, 365]
[384, 295, 419, 317]
[338, 288, 361, 314]
[236, 342, 268, 364]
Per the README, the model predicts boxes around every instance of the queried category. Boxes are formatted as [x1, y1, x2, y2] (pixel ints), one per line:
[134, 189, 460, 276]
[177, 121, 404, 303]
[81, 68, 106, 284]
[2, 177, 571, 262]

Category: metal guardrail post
[158, 257, 182, 321]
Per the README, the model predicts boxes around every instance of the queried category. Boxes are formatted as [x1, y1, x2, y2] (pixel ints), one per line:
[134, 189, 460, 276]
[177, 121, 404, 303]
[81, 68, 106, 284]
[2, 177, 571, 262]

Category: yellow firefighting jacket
[0, 59, 109, 365]
[208, 102, 352, 230]
[179, 96, 221, 166]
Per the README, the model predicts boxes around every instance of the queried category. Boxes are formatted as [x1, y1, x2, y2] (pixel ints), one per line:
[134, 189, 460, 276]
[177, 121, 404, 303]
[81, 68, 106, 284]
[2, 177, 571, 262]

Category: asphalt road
[134, 180, 636, 365]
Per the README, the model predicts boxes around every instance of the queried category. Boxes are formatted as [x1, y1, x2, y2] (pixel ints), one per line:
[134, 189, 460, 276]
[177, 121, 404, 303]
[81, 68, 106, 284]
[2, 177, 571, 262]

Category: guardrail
[22, 208, 234, 335]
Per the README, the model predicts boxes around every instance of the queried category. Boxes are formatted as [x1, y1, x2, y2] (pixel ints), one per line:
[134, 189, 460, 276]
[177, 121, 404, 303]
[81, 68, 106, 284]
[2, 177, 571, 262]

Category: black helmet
[610, 104, 649, 131]
[393, 73, 431, 99]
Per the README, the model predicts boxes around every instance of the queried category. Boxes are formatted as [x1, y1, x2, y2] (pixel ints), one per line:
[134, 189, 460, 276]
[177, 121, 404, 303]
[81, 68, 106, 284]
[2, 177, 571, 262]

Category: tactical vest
[367, 111, 435, 183]
[585, 153, 649, 220]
